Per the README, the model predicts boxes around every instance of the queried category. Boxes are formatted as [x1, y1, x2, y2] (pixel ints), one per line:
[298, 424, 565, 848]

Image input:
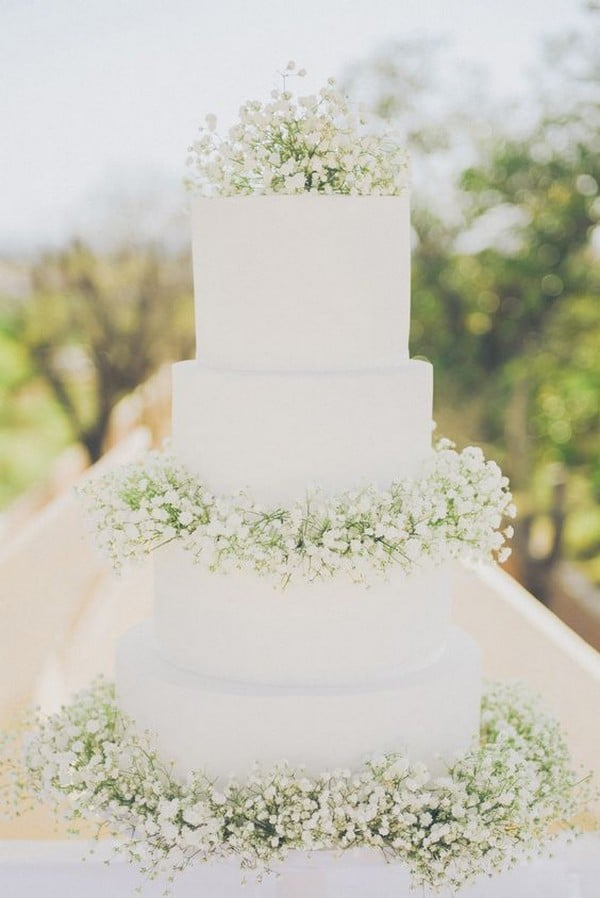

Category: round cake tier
[191, 195, 411, 370]
[172, 360, 432, 504]
[115, 622, 481, 781]
[154, 545, 453, 685]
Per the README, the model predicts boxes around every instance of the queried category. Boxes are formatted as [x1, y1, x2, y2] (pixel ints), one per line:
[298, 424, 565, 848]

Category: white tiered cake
[15, 74, 578, 896]
[115, 193, 482, 781]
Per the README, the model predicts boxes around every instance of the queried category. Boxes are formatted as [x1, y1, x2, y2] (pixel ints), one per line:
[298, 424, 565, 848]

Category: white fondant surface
[110, 194, 488, 790]
[191, 195, 411, 370]
[153, 545, 453, 685]
[171, 360, 432, 504]
[116, 623, 481, 782]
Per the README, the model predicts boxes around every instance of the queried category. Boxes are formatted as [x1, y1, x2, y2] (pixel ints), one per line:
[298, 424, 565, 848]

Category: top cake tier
[192, 194, 410, 370]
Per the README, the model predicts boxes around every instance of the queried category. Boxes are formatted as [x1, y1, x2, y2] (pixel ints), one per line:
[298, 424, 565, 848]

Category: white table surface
[0, 835, 598, 897]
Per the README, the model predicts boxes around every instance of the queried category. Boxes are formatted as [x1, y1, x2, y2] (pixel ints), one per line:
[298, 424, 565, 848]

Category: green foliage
[414, 126, 600, 473]
[0, 240, 195, 509]
[10, 241, 194, 464]
[0, 323, 73, 506]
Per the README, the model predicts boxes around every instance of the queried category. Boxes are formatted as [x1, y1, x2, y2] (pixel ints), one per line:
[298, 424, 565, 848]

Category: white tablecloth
[1, 836, 598, 897]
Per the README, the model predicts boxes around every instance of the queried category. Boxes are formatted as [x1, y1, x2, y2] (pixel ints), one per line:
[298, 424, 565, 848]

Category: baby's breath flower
[79, 441, 516, 585]
[185, 72, 409, 197]
[2, 679, 588, 893]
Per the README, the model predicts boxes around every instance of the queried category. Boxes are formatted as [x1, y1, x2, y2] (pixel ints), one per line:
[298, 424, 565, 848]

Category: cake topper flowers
[185, 62, 409, 197]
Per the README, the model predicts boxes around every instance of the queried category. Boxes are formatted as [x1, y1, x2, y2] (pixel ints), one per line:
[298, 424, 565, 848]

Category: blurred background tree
[0, 240, 193, 503]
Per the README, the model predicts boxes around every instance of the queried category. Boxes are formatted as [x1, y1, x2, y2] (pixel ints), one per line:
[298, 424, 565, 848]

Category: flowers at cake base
[2, 681, 589, 894]
[79, 440, 516, 587]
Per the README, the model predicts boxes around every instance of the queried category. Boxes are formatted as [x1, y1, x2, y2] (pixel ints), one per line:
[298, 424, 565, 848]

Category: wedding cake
[18, 76, 578, 894]
[115, 191, 483, 781]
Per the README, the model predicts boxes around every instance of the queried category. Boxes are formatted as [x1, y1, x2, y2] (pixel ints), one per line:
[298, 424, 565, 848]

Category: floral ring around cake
[2, 679, 590, 895]
[79, 439, 516, 586]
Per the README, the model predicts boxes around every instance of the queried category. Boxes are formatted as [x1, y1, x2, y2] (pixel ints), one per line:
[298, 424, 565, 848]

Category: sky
[0, 0, 591, 254]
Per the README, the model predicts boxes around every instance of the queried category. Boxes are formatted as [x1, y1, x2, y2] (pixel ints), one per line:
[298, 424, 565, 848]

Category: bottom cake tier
[116, 622, 481, 781]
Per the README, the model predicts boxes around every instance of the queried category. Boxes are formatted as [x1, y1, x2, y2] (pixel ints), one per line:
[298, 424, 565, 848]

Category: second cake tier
[172, 359, 433, 505]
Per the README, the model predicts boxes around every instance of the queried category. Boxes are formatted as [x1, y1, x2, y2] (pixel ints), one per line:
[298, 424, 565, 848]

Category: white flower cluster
[185, 65, 409, 196]
[4, 680, 585, 893]
[79, 440, 515, 585]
